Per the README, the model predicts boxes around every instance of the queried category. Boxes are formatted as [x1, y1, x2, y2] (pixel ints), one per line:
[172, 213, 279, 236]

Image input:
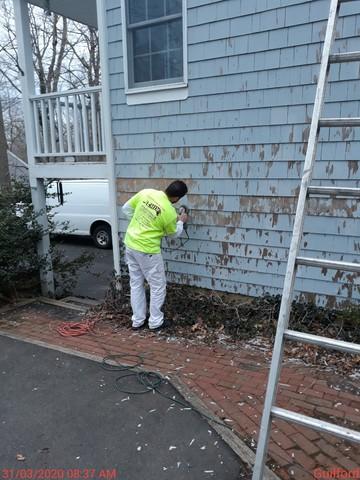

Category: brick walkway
[0, 303, 359, 480]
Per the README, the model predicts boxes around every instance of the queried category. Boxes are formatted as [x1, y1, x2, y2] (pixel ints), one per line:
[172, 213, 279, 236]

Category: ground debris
[86, 277, 360, 375]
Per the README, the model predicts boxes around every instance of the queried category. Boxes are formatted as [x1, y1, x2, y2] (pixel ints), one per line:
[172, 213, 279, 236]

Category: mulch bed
[85, 276, 360, 376]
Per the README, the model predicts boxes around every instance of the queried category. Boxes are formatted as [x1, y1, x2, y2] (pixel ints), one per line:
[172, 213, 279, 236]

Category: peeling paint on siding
[109, 0, 360, 307]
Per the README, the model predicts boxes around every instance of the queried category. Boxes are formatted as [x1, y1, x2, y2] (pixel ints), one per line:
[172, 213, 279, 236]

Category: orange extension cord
[56, 319, 96, 337]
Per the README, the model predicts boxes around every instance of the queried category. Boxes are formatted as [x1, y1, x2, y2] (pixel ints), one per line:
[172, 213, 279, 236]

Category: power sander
[164, 205, 189, 250]
[178, 205, 189, 231]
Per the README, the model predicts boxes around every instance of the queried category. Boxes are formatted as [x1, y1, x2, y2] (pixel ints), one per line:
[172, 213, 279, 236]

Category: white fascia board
[30, 163, 109, 184]
[26, 0, 98, 28]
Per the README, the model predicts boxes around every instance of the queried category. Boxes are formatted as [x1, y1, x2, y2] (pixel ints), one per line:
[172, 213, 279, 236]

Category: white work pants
[125, 247, 166, 329]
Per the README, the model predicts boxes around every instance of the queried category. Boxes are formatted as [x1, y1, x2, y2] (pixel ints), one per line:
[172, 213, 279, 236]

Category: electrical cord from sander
[101, 354, 232, 430]
[162, 230, 190, 251]
[163, 205, 190, 252]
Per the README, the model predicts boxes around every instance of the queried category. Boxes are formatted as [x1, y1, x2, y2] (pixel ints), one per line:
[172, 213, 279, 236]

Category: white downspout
[13, 0, 55, 296]
[96, 0, 121, 278]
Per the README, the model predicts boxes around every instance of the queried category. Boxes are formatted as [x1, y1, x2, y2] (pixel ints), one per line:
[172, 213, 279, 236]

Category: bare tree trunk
[0, 99, 10, 188]
[52, 17, 67, 92]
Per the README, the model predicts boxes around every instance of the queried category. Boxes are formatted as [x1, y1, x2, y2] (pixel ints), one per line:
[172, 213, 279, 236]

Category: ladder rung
[329, 51, 360, 63]
[296, 257, 360, 273]
[307, 186, 360, 197]
[284, 329, 360, 355]
[319, 117, 360, 127]
[271, 407, 360, 444]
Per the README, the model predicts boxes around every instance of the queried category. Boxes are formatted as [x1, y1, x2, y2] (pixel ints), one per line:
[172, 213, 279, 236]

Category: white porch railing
[30, 86, 105, 158]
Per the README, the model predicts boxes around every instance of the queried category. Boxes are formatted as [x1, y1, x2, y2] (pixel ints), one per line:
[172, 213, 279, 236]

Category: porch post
[13, 0, 55, 296]
[97, 0, 122, 279]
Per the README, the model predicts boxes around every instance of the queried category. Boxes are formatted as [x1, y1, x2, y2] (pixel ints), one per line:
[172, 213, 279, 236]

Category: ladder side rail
[252, 1, 341, 477]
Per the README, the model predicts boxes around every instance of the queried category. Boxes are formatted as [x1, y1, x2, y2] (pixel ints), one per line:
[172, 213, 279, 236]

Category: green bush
[0, 180, 94, 300]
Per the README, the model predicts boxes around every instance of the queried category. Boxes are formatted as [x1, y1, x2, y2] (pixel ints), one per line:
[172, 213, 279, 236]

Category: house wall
[105, 0, 360, 306]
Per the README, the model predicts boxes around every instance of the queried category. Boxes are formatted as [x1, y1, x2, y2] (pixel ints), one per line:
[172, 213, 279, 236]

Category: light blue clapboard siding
[106, 0, 360, 306]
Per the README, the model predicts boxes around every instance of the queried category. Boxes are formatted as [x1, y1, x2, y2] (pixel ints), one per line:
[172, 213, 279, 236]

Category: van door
[46, 180, 111, 238]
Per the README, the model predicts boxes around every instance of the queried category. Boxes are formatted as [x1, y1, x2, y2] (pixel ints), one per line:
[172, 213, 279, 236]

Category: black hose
[101, 354, 231, 429]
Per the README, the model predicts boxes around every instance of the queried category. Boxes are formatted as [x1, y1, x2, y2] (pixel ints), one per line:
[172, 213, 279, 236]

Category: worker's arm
[122, 191, 143, 220]
[165, 212, 187, 238]
[122, 201, 135, 220]
[167, 220, 184, 238]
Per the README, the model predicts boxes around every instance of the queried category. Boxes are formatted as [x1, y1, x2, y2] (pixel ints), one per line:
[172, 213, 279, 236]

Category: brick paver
[0, 304, 359, 480]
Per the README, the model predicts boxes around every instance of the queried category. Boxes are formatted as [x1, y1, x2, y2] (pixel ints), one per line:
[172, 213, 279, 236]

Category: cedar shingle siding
[106, 0, 360, 306]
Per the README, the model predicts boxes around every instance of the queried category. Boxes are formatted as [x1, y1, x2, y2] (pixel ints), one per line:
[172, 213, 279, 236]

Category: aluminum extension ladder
[252, 0, 360, 477]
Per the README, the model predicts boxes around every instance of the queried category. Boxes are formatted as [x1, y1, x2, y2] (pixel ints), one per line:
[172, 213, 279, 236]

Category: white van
[47, 179, 112, 249]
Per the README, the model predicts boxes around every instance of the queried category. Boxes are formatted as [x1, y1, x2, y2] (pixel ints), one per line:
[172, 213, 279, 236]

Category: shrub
[0, 180, 94, 301]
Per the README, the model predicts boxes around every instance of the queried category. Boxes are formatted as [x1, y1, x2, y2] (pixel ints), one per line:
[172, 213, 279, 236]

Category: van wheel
[92, 224, 112, 249]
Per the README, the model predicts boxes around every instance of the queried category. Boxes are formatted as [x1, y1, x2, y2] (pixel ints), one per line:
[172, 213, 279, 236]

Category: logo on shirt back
[144, 200, 161, 216]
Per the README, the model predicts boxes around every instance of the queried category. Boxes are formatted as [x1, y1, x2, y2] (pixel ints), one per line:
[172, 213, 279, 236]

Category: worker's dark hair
[165, 180, 188, 199]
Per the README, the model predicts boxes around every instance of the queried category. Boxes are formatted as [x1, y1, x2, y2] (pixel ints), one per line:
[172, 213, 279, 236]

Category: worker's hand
[178, 213, 188, 223]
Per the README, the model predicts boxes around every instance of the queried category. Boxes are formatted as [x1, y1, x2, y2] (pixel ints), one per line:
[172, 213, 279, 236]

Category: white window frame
[120, 0, 188, 105]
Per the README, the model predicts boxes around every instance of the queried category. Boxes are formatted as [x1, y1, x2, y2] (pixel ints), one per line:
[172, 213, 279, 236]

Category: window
[123, 0, 187, 96]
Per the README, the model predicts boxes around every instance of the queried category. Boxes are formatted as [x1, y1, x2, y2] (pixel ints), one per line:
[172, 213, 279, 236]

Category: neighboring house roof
[26, 0, 97, 28]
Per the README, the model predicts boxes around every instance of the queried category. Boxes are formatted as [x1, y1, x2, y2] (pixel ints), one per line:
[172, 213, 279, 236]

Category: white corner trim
[96, 0, 121, 275]
[120, 0, 129, 91]
[126, 86, 188, 105]
[182, 0, 188, 86]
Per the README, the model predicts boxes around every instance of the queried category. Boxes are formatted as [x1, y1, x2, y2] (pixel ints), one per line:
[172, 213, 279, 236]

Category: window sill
[125, 83, 188, 105]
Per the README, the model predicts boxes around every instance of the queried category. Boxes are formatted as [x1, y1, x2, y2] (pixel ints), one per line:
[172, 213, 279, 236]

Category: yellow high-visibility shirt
[124, 189, 177, 254]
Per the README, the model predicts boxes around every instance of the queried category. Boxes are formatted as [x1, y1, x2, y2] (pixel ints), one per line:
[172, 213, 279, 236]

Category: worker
[122, 180, 189, 331]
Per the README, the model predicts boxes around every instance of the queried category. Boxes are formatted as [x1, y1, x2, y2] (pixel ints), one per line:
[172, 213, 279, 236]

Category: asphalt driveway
[53, 235, 113, 300]
[0, 335, 246, 480]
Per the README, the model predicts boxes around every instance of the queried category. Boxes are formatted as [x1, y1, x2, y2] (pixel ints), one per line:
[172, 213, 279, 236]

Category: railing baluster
[99, 92, 105, 153]
[73, 94, 80, 153]
[56, 97, 64, 154]
[41, 99, 49, 155]
[48, 98, 56, 153]
[96, 110, 101, 151]
[32, 100, 41, 154]
[65, 96, 72, 153]
[91, 92, 97, 152]
[81, 93, 90, 153]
